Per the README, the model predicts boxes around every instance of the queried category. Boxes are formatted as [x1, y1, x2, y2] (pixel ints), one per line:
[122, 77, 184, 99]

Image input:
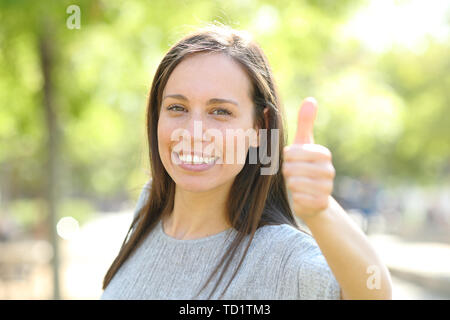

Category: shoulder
[253, 223, 341, 299]
[253, 223, 317, 257]
[252, 223, 325, 266]
[133, 179, 152, 219]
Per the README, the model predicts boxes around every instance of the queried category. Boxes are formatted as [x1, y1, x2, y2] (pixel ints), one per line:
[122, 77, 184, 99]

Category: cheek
[157, 120, 165, 148]
[157, 117, 176, 159]
[222, 134, 248, 165]
[221, 124, 255, 166]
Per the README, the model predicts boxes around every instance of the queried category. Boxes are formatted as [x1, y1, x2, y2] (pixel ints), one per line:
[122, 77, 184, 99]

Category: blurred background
[0, 0, 449, 299]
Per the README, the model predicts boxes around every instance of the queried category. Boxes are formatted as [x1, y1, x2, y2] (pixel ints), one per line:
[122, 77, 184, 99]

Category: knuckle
[314, 145, 332, 160]
[283, 149, 290, 159]
[320, 164, 335, 178]
[323, 148, 332, 161]
[292, 192, 303, 202]
[320, 181, 332, 193]
[285, 162, 295, 173]
[326, 181, 334, 194]
[329, 165, 336, 177]
[286, 177, 296, 188]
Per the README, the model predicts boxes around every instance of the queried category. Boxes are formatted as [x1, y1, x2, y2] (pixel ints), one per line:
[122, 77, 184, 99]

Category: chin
[173, 176, 219, 193]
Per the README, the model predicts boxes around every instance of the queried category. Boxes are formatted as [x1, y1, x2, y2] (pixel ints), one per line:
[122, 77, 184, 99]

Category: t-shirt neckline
[157, 219, 236, 244]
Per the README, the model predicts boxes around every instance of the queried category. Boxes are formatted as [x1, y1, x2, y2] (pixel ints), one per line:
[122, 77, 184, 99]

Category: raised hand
[282, 97, 336, 219]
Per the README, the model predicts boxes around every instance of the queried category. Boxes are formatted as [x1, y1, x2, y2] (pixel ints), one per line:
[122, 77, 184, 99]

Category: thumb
[294, 97, 318, 145]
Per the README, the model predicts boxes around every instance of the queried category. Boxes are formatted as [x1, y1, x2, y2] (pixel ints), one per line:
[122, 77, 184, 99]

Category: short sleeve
[297, 247, 341, 299]
[282, 233, 341, 300]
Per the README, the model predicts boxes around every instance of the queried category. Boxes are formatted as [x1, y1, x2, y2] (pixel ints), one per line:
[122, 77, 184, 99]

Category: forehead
[163, 52, 252, 102]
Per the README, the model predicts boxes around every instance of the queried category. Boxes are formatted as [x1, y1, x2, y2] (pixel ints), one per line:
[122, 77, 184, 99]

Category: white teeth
[193, 155, 200, 163]
[177, 153, 216, 165]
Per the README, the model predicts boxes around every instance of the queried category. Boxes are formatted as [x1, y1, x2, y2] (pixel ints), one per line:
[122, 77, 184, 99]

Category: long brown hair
[102, 23, 306, 298]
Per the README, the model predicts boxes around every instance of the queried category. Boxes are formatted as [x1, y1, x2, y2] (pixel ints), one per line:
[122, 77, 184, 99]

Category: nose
[179, 110, 208, 154]
[183, 109, 203, 136]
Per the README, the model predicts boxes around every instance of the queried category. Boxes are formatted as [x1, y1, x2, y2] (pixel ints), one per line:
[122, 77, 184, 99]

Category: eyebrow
[162, 94, 239, 107]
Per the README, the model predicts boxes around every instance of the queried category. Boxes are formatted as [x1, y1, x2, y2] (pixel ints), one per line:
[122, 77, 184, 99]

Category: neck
[162, 182, 233, 240]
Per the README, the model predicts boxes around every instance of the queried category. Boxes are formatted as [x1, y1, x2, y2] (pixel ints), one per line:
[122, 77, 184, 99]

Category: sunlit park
[0, 0, 449, 300]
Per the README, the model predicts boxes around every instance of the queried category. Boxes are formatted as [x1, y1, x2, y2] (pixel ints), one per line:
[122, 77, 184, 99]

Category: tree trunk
[39, 26, 61, 300]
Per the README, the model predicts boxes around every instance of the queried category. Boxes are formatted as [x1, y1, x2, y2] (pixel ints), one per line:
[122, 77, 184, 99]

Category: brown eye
[167, 104, 186, 112]
[212, 108, 232, 116]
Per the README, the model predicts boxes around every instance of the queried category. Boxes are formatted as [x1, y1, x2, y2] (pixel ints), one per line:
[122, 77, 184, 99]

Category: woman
[101, 24, 392, 300]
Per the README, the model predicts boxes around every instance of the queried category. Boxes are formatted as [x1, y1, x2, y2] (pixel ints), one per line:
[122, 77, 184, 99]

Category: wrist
[299, 196, 335, 226]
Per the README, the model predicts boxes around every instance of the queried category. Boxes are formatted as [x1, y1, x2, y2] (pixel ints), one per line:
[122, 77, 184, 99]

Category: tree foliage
[0, 0, 448, 224]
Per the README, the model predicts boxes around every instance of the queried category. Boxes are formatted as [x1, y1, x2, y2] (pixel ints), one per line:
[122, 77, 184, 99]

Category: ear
[251, 107, 270, 148]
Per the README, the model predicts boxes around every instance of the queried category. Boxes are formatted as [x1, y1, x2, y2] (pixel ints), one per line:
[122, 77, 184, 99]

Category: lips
[173, 151, 219, 165]
[178, 153, 217, 164]
[171, 151, 219, 172]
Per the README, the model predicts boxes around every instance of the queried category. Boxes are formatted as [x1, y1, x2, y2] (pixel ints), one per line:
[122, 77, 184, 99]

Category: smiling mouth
[173, 152, 219, 165]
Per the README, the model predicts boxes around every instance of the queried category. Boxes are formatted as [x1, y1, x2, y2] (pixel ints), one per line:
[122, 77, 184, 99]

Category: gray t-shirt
[101, 184, 341, 300]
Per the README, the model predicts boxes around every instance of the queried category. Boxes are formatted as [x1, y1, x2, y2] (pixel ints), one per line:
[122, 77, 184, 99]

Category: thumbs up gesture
[282, 98, 336, 219]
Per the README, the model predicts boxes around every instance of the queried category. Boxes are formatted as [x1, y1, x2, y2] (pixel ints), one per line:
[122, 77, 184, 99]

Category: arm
[282, 97, 392, 299]
[302, 196, 392, 299]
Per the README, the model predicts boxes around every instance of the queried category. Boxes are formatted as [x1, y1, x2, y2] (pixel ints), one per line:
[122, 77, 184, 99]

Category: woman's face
[158, 52, 258, 193]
